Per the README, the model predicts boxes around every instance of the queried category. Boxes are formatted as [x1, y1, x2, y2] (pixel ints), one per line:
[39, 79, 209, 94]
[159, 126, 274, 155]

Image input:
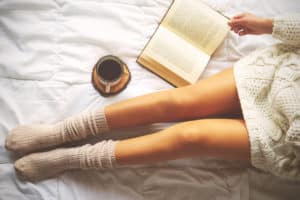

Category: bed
[0, 0, 299, 199]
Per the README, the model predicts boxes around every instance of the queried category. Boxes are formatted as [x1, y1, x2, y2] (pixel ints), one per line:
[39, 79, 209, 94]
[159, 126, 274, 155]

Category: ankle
[78, 140, 118, 170]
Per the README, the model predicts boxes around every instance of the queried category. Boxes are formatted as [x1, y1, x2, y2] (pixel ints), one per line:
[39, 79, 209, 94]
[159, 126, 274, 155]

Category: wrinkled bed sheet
[0, 0, 299, 199]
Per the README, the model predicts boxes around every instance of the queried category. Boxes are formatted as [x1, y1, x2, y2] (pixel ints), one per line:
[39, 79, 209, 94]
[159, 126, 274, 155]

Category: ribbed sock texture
[61, 107, 109, 142]
[78, 140, 117, 169]
[5, 107, 109, 153]
[14, 140, 118, 182]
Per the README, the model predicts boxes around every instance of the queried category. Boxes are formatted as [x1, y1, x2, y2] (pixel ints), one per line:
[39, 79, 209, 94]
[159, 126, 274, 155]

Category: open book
[137, 0, 230, 87]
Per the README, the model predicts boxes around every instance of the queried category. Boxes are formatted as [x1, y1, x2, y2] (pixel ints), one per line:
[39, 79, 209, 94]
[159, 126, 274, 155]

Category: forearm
[262, 18, 274, 34]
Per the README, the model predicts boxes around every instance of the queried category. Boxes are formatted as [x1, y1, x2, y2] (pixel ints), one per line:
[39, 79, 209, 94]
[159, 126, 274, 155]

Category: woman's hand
[228, 13, 273, 36]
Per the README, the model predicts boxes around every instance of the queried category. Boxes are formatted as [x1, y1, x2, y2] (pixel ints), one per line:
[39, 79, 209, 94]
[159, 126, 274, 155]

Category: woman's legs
[6, 67, 241, 153]
[14, 118, 250, 181]
[106, 67, 242, 129]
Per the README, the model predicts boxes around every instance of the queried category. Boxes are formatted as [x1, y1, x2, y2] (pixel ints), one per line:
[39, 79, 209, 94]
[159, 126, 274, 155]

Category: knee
[159, 89, 201, 119]
[173, 122, 211, 151]
[155, 91, 182, 117]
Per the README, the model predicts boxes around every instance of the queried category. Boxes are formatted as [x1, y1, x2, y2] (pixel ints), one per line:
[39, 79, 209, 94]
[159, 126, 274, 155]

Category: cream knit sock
[5, 108, 109, 153]
[14, 140, 118, 182]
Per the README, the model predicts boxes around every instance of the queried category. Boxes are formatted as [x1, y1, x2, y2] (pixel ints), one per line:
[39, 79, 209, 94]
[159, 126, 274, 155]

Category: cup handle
[105, 82, 111, 93]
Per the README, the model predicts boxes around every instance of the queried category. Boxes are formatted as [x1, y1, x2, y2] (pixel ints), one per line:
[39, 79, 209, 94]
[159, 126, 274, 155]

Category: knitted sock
[14, 140, 118, 182]
[5, 108, 109, 153]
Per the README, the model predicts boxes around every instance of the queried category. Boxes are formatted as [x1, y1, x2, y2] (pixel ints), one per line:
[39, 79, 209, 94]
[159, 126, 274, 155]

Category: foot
[5, 124, 62, 153]
[14, 147, 79, 182]
[5, 108, 109, 153]
[14, 140, 117, 182]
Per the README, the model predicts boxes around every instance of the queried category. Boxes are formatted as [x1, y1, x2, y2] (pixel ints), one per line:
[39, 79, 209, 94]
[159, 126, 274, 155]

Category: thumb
[238, 28, 249, 36]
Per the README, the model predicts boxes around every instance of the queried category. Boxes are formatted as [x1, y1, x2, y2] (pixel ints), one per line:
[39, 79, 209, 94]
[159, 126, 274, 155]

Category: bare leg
[6, 67, 241, 153]
[106, 67, 242, 129]
[13, 118, 250, 181]
[116, 119, 250, 165]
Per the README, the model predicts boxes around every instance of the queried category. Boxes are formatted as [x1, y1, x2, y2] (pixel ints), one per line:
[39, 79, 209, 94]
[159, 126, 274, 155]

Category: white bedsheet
[0, 0, 299, 199]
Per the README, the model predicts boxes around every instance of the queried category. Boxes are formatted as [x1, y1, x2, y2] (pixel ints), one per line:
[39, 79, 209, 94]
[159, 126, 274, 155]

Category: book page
[143, 26, 210, 84]
[162, 0, 229, 55]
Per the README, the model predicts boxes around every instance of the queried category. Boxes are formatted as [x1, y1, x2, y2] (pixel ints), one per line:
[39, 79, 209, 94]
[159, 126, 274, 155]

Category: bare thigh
[168, 67, 242, 120]
[106, 67, 242, 129]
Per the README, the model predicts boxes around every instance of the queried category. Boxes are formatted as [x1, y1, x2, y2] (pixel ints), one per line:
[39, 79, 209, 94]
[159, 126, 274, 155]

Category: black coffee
[98, 59, 122, 81]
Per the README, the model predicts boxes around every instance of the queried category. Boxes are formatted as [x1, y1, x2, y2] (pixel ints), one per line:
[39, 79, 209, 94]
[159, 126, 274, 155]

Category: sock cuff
[93, 107, 110, 134]
[98, 140, 118, 169]
[106, 140, 118, 168]
[78, 140, 118, 170]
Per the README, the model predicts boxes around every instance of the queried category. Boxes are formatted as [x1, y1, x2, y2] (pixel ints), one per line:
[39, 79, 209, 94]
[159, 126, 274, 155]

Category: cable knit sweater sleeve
[272, 14, 300, 47]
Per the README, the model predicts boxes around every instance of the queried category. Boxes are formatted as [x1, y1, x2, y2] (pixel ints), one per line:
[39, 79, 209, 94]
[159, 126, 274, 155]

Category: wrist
[262, 18, 274, 34]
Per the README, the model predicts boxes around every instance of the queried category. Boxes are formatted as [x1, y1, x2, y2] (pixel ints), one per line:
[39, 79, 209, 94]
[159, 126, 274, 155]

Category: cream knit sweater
[234, 14, 300, 180]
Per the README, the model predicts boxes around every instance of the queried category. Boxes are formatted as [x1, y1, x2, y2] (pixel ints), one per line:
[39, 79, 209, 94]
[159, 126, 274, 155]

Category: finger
[229, 24, 236, 31]
[233, 27, 240, 34]
[229, 22, 245, 30]
[228, 21, 234, 29]
[233, 26, 244, 34]
[232, 13, 246, 19]
[238, 28, 248, 36]
[230, 18, 246, 26]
